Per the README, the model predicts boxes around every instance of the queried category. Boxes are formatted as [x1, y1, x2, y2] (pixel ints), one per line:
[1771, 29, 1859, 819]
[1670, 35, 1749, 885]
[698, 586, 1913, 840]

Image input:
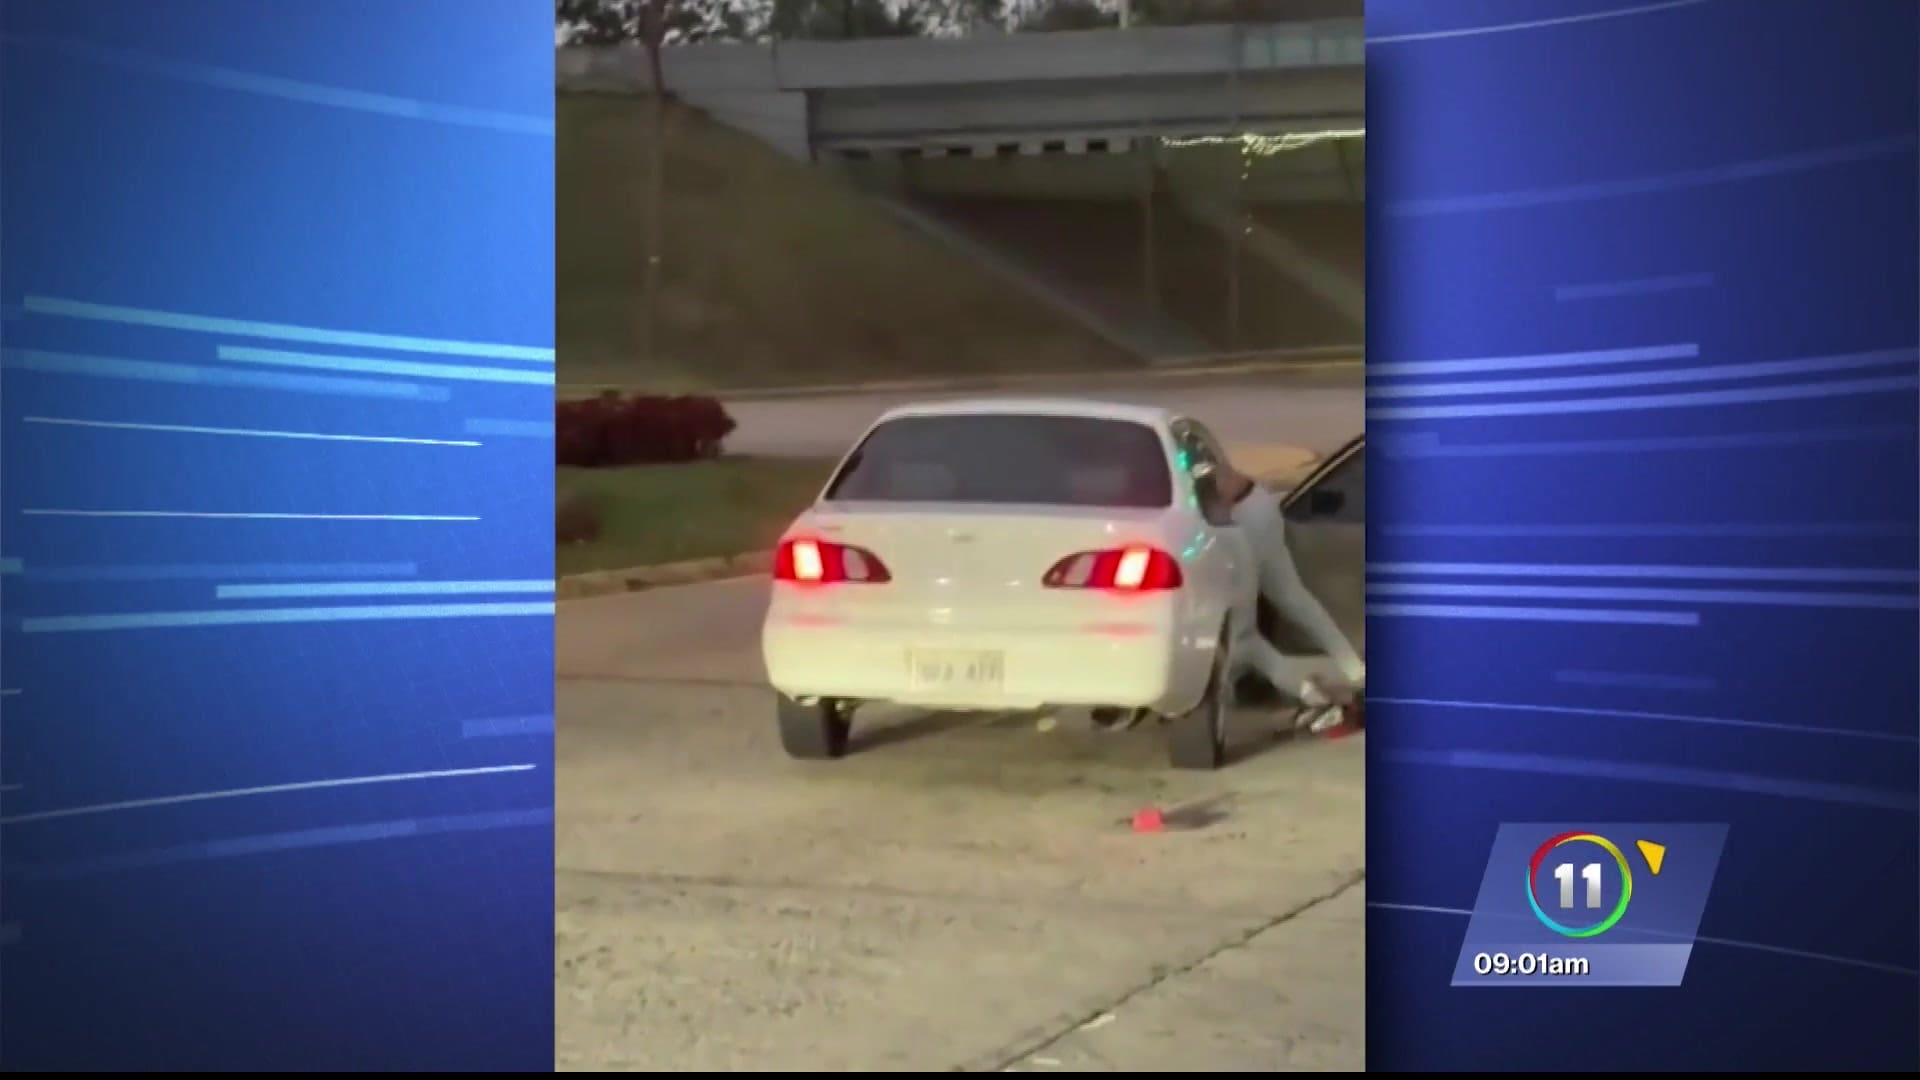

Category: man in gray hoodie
[1216, 460, 1365, 732]
[1085, 448, 1364, 735]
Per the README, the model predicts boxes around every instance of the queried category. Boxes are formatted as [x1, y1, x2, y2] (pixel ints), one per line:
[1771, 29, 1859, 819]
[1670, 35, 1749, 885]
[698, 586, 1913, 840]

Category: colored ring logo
[1525, 832, 1633, 938]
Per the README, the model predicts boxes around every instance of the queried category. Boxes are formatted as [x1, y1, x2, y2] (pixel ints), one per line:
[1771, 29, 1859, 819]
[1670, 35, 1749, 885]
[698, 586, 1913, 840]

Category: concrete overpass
[556, 20, 1363, 163]
[556, 21, 1365, 359]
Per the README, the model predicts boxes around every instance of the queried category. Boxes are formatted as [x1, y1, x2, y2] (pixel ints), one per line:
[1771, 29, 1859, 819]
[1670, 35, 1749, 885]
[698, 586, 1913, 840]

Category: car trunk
[801, 502, 1177, 629]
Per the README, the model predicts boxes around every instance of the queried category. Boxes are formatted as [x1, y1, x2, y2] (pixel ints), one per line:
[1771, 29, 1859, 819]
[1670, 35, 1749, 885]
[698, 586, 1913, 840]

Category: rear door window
[825, 414, 1174, 509]
[1284, 440, 1365, 525]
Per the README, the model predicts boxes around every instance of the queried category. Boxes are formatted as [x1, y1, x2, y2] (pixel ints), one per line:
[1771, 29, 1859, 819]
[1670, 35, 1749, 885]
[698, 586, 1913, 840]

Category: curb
[1144, 344, 1360, 370]
[559, 351, 1362, 404]
[555, 456, 1326, 604]
[556, 550, 773, 602]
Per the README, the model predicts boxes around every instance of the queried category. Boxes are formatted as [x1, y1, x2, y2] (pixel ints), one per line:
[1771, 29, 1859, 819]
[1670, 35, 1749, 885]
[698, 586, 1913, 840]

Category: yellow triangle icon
[1636, 840, 1667, 876]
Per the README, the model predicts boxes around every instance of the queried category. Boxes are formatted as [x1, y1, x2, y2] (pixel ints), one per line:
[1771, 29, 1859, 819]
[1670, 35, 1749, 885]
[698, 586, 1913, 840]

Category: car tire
[1166, 636, 1228, 771]
[1234, 671, 1279, 706]
[778, 695, 852, 760]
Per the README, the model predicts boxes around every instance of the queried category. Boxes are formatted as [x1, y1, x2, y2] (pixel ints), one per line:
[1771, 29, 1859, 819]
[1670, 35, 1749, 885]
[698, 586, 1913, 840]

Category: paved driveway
[556, 577, 1364, 1071]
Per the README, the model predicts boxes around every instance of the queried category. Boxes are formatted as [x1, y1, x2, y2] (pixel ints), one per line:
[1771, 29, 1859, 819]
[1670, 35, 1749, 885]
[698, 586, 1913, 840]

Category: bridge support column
[1336, 136, 1360, 201]
[1230, 37, 1250, 351]
[1139, 136, 1158, 318]
[1227, 140, 1244, 350]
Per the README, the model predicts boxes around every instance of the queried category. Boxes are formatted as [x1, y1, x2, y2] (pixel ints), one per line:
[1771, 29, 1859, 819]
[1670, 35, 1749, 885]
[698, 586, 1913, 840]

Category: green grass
[557, 457, 838, 577]
[557, 92, 1138, 392]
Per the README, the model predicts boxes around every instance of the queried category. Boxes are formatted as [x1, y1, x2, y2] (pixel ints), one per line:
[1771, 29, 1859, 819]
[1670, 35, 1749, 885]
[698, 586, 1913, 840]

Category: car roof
[873, 397, 1177, 428]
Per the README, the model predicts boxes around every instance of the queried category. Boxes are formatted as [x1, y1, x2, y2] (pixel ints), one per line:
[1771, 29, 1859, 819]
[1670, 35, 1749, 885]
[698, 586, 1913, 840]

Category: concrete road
[722, 368, 1364, 460]
[557, 577, 1365, 1072]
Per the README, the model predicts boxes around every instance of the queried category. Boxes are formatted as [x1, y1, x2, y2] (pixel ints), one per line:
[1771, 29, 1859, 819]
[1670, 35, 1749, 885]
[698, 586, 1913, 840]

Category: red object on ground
[1131, 807, 1166, 833]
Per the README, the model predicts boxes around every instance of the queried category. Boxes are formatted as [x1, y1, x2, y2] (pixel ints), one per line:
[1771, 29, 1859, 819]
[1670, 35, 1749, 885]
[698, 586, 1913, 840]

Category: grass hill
[556, 93, 1141, 393]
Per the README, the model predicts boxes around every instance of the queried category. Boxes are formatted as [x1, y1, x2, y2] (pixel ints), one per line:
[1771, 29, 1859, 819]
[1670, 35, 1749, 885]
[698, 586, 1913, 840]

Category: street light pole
[1119, 0, 1131, 29]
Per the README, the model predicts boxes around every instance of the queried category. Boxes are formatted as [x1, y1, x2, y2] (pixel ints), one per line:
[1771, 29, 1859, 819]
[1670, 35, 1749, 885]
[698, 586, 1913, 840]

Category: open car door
[1257, 434, 1365, 663]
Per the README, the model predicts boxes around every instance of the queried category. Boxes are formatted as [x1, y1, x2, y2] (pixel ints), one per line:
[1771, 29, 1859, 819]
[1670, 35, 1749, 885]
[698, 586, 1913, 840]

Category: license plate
[907, 649, 1005, 692]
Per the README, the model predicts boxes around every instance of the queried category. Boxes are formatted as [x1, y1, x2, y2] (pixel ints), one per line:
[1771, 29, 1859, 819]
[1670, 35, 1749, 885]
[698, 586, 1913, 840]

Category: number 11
[1554, 862, 1602, 909]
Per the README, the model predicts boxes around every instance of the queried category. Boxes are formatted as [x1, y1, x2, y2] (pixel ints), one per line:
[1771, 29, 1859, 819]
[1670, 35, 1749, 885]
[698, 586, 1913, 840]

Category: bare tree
[558, 1, 761, 367]
[1013, 0, 1116, 33]
[557, 0, 760, 94]
[764, 0, 933, 40]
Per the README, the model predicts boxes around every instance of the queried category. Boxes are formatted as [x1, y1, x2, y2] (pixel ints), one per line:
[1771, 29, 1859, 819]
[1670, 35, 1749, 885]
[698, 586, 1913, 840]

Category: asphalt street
[556, 574, 1365, 1071]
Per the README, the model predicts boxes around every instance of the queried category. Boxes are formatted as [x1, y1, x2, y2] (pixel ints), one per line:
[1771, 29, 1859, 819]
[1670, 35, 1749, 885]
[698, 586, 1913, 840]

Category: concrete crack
[556, 864, 1282, 922]
[963, 869, 1366, 1073]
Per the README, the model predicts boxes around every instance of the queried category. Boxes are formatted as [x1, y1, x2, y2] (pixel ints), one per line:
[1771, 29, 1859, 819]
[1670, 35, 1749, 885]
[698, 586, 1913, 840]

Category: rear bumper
[762, 615, 1198, 713]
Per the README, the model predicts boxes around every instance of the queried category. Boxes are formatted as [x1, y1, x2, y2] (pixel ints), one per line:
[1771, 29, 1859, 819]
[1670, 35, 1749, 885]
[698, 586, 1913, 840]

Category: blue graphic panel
[1452, 823, 1727, 987]
[1368, 0, 1918, 1071]
[1, 0, 553, 1070]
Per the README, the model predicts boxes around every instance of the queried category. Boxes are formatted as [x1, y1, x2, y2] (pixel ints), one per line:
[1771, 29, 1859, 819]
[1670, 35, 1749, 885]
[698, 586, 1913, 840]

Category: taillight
[1043, 546, 1183, 592]
[773, 538, 892, 585]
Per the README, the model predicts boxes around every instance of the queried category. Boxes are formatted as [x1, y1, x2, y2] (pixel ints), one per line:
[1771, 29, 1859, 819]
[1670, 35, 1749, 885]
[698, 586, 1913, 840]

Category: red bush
[556, 391, 737, 467]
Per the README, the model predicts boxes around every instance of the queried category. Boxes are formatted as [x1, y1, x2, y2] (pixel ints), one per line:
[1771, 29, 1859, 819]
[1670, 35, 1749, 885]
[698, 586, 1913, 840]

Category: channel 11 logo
[1525, 831, 1642, 938]
[1452, 823, 1729, 987]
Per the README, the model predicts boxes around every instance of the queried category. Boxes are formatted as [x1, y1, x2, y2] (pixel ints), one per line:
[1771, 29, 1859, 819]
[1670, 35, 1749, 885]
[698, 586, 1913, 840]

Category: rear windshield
[825, 414, 1174, 509]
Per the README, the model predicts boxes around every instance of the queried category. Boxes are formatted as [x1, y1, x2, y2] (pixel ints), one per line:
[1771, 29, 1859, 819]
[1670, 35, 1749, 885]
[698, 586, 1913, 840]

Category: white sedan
[759, 397, 1275, 769]
[756, 395, 1374, 764]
